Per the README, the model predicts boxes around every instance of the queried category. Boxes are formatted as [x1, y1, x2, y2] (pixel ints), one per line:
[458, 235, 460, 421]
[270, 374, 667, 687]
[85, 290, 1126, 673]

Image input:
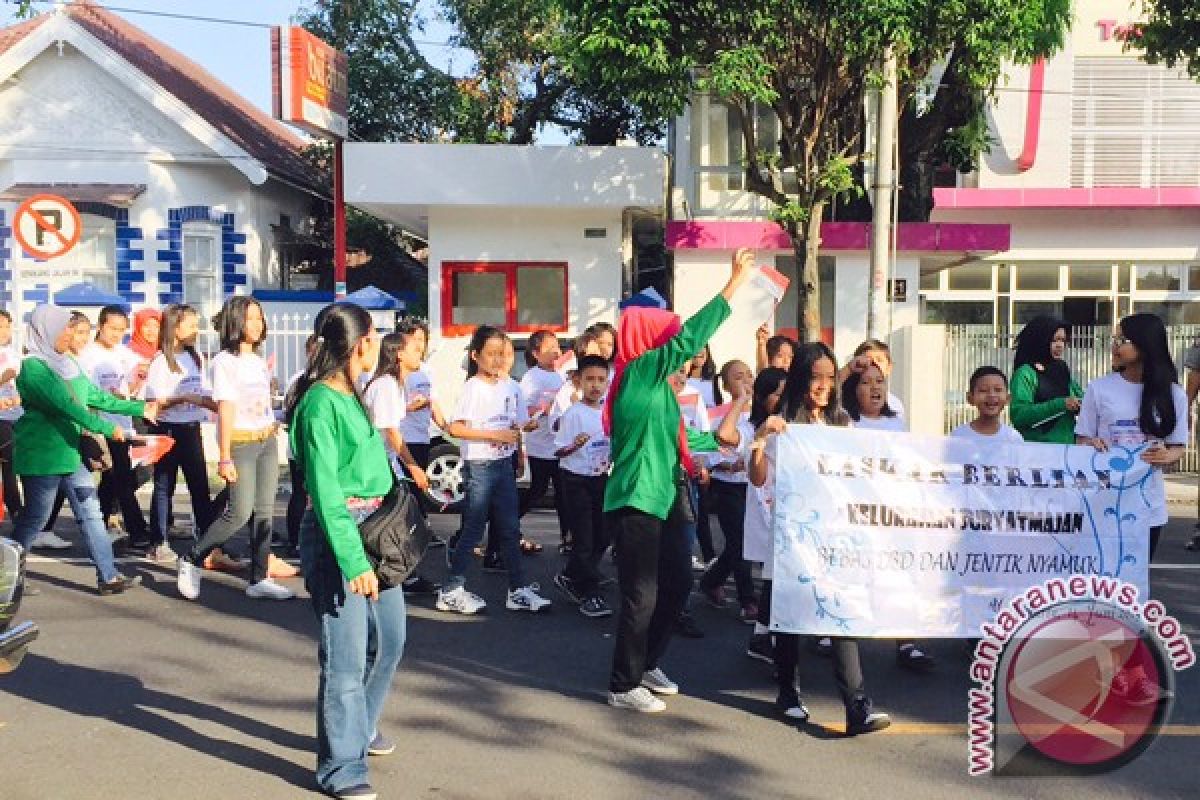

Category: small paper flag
[130, 434, 175, 468]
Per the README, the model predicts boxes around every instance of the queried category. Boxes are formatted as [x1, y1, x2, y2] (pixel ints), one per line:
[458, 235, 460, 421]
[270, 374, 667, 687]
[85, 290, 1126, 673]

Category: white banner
[770, 426, 1154, 638]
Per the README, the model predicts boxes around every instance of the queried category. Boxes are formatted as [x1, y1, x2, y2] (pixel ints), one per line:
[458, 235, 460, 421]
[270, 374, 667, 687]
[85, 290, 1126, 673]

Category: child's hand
[573, 432, 591, 448]
[756, 324, 770, 345]
[521, 418, 541, 433]
[849, 355, 871, 374]
[493, 428, 520, 445]
[1064, 397, 1082, 413]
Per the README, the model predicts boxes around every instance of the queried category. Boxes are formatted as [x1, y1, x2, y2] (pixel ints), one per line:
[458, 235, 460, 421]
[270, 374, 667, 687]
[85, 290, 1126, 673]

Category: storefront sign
[271, 26, 348, 139]
[770, 426, 1153, 638]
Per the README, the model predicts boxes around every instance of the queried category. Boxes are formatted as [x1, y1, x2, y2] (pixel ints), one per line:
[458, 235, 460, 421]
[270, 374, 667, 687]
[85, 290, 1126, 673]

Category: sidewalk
[1166, 472, 1198, 508]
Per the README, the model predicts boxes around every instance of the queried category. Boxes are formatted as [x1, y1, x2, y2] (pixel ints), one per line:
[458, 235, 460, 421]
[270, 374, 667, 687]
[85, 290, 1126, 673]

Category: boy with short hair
[951, 366, 1024, 443]
[552, 355, 613, 617]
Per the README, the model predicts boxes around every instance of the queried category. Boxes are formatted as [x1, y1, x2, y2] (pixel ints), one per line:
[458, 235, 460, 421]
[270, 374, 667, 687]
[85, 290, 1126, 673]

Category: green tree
[567, 0, 1071, 338]
[1127, 1, 1200, 79]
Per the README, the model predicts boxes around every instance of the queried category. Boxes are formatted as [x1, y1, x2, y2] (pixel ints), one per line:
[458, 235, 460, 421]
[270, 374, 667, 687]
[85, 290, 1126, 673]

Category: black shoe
[747, 633, 775, 665]
[1186, 536, 1200, 552]
[845, 696, 891, 736]
[675, 612, 704, 639]
[579, 595, 613, 618]
[98, 573, 143, 596]
[809, 636, 833, 657]
[776, 689, 810, 722]
[428, 533, 446, 548]
[401, 573, 441, 595]
[482, 552, 506, 573]
[553, 572, 582, 604]
[558, 541, 573, 555]
[896, 643, 936, 673]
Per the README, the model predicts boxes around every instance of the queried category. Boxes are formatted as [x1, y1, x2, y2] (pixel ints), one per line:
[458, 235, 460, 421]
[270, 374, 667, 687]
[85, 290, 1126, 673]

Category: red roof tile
[0, 2, 324, 196]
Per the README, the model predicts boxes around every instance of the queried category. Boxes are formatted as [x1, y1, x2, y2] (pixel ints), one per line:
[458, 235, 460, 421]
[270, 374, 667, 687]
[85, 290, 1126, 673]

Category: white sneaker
[506, 584, 551, 613]
[31, 531, 72, 550]
[608, 687, 666, 713]
[436, 586, 487, 615]
[641, 667, 679, 696]
[245, 579, 295, 600]
[145, 543, 176, 563]
[176, 557, 201, 601]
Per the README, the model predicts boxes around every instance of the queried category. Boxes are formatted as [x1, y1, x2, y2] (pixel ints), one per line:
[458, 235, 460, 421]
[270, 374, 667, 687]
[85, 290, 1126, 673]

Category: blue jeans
[448, 458, 525, 591]
[14, 465, 118, 583]
[299, 509, 407, 794]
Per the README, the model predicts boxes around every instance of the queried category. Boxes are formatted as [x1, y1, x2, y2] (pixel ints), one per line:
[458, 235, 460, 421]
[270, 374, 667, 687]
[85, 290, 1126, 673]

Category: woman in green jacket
[602, 248, 752, 713]
[1010, 315, 1083, 444]
[13, 305, 155, 595]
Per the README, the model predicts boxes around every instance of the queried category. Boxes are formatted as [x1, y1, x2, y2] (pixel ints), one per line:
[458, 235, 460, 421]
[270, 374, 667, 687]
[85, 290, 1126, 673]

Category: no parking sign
[14, 194, 81, 260]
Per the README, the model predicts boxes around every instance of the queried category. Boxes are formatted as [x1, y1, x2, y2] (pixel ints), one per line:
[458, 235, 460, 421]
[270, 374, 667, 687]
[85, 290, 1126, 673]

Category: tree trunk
[792, 203, 826, 343]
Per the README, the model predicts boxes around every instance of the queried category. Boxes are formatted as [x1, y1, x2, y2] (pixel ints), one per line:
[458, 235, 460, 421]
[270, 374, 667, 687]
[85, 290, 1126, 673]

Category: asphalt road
[1, 510, 1198, 800]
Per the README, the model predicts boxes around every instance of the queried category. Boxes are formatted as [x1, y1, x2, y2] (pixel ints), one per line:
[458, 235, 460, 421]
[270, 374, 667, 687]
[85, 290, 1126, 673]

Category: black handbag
[672, 471, 697, 525]
[64, 380, 113, 472]
[358, 482, 433, 590]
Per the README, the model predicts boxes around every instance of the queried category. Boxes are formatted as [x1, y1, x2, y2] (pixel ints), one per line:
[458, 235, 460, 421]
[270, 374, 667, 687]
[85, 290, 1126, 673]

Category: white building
[668, 0, 1200, 434]
[0, 3, 321, 323]
[344, 142, 666, 401]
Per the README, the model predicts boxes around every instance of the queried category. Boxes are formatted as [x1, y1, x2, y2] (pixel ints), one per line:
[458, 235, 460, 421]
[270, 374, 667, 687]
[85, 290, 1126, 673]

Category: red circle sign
[14, 194, 82, 260]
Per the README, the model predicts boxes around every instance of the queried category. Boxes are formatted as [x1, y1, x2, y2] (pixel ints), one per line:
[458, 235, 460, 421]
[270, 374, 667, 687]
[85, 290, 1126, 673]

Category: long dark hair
[782, 342, 840, 424]
[465, 325, 508, 379]
[842, 365, 897, 421]
[285, 303, 374, 423]
[1014, 315, 1071, 401]
[690, 345, 716, 382]
[366, 329, 416, 393]
[749, 367, 788, 427]
[1120, 313, 1179, 439]
[160, 303, 201, 374]
[217, 295, 267, 354]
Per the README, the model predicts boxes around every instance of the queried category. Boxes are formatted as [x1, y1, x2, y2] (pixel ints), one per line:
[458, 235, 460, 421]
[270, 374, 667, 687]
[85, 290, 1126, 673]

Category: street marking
[1150, 564, 1200, 570]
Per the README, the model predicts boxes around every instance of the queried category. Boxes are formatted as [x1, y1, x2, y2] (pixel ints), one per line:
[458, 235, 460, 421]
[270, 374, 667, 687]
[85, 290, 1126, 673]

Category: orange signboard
[271, 26, 348, 140]
[14, 194, 81, 260]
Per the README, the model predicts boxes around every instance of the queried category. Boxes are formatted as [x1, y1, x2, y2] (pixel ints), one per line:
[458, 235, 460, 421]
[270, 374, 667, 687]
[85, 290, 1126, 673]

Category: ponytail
[285, 302, 374, 423]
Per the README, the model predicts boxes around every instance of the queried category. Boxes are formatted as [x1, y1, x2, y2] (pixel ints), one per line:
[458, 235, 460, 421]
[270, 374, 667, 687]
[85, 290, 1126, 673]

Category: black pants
[408, 442, 431, 470]
[0, 419, 22, 517]
[608, 505, 693, 693]
[285, 459, 308, 549]
[98, 440, 148, 541]
[150, 421, 214, 545]
[1150, 525, 1163, 560]
[695, 481, 715, 562]
[700, 479, 755, 605]
[518, 456, 568, 541]
[560, 470, 608, 597]
[775, 633, 866, 708]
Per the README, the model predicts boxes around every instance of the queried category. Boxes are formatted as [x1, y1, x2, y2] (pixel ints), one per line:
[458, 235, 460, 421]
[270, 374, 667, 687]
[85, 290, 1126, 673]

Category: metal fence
[943, 324, 1200, 471]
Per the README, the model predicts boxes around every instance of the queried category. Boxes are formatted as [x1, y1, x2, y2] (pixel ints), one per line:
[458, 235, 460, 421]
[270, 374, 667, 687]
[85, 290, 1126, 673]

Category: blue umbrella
[53, 282, 129, 309]
[344, 285, 404, 310]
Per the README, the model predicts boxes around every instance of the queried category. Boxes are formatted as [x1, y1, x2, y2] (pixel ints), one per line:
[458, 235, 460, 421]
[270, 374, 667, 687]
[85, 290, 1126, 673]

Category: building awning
[0, 183, 147, 207]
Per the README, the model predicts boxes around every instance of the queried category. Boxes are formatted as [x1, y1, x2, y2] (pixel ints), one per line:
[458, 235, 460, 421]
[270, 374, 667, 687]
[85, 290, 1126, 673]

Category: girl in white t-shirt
[1076, 313, 1189, 558]
[145, 304, 218, 558]
[841, 362, 936, 672]
[701, 359, 758, 620]
[518, 330, 569, 550]
[440, 326, 549, 616]
[686, 345, 717, 408]
[177, 296, 293, 602]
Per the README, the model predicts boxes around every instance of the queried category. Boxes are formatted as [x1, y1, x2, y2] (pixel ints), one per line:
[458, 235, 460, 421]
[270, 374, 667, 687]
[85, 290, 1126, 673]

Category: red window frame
[441, 261, 569, 336]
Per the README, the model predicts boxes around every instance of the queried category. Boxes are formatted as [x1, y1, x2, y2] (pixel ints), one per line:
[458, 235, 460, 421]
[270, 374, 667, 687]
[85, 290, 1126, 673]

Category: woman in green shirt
[289, 303, 400, 800]
[1010, 315, 1083, 444]
[602, 248, 752, 714]
[12, 305, 151, 595]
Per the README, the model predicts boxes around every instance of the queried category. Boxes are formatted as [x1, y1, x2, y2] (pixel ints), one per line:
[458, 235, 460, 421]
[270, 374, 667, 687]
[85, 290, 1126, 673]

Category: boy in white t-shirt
[551, 355, 613, 618]
[950, 366, 1024, 444]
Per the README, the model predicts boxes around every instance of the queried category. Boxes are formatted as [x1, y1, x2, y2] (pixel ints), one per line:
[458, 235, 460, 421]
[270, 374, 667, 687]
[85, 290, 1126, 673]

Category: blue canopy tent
[53, 282, 130, 311]
[344, 285, 405, 311]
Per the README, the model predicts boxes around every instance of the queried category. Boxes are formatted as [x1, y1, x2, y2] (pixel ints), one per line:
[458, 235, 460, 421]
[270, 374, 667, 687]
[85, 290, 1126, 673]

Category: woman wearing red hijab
[603, 248, 753, 713]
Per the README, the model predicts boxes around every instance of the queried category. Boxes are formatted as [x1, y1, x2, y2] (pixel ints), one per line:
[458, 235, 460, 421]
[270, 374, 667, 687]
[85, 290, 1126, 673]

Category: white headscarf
[24, 304, 81, 380]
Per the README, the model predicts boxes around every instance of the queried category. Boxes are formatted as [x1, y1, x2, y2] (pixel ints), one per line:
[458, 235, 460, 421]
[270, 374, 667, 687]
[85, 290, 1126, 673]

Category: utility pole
[867, 47, 898, 339]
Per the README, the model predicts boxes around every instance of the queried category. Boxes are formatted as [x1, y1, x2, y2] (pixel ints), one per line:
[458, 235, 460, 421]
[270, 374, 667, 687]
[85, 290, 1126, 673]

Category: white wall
[424, 206, 626, 406]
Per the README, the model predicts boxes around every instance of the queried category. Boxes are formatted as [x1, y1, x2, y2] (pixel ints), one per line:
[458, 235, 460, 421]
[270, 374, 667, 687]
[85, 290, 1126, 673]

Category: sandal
[520, 538, 543, 554]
